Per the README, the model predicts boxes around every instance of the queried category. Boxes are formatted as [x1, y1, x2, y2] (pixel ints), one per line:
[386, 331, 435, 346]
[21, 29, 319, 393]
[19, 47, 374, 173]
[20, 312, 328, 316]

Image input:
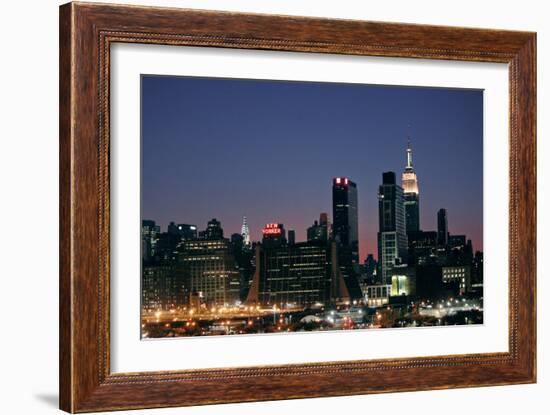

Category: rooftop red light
[335, 177, 350, 185]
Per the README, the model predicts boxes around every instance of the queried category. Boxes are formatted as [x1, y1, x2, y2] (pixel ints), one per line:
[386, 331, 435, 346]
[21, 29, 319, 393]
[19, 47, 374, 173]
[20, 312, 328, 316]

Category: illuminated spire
[241, 216, 251, 246]
[406, 136, 413, 169]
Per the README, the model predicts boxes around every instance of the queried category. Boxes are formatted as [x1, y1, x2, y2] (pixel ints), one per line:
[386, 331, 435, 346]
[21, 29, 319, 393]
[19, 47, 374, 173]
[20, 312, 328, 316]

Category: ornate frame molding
[60, 2, 536, 412]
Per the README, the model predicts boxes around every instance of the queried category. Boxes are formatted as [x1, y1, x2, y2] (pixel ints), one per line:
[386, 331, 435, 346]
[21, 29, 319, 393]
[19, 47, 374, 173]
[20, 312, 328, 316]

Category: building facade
[332, 177, 359, 267]
[177, 238, 240, 307]
[363, 284, 392, 307]
[246, 240, 350, 307]
[377, 172, 408, 284]
[407, 230, 438, 265]
[287, 229, 296, 245]
[142, 219, 160, 261]
[141, 263, 184, 311]
[390, 265, 417, 297]
[363, 254, 377, 283]
[307, 213, 329, 243]
[256, 242, 333, 307]
[169, 223, 198, 241]
[200, 218, 224, 240]
[442, 265, 471, 295]
[437, 208, 449, 247]
[472, 251, 484, 285]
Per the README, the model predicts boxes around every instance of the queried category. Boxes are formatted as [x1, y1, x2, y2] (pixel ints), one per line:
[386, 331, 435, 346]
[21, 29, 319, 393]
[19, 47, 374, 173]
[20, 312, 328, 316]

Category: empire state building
[402, 140, 420, 233]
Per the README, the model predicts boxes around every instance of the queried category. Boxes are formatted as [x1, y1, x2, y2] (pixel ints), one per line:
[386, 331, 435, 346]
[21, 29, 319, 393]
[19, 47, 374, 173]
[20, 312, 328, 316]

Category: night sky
[141, 75, 483, 261]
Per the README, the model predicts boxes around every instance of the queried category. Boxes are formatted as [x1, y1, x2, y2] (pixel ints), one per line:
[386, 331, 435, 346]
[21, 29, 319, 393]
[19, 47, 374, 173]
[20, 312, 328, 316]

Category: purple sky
[141, 75, 483, 261]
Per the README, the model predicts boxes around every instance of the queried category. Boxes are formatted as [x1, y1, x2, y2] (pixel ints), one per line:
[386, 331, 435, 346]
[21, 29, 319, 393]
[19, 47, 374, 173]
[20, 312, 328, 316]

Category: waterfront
[142, 297, 483, 338]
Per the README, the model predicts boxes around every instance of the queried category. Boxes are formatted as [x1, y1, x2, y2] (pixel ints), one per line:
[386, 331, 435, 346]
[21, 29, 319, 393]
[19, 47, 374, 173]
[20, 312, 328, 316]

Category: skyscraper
[240, 216, 251, 247]
[437, 208, 449, 247]
[402, 139, 420, 233]
[377, 172, 408, 284]
[332, 177, 359, 266]
[332, 177, 361, 299]
[229, 233, 255, 301]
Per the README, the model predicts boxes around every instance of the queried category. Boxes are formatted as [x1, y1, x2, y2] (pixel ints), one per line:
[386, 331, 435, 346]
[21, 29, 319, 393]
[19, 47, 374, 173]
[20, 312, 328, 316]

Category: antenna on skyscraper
[406, 126, 413, 169]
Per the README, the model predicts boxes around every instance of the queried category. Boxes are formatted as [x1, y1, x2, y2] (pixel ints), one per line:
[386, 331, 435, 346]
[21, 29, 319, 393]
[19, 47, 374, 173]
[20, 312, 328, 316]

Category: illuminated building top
[402, 139, 419, 195]
[334, 177, 353, 186]
[262, 223, 283, 235]
[261, 223, 287, 248]
[241, 216, 251, 246]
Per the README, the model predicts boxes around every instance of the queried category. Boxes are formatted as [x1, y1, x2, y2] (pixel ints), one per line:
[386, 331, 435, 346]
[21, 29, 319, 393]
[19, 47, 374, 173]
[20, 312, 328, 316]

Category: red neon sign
[262, 228, 282, 235]
[262, 223, 282, 235]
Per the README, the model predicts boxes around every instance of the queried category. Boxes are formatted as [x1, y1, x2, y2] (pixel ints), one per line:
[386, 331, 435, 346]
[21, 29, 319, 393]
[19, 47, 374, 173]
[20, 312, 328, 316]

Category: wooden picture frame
[59, 2, 536, 412]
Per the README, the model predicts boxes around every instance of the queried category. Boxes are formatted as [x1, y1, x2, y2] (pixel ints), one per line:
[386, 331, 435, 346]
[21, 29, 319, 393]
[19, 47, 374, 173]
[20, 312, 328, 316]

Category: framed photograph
[59, 2, 536, 412]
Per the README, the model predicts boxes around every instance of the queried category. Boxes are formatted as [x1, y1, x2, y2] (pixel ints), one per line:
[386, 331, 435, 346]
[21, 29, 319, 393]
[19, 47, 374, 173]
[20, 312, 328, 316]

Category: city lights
[141, 142, 483, 338]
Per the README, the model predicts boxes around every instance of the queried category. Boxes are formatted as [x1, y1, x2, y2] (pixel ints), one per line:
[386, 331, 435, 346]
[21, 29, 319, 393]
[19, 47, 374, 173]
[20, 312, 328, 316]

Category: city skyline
[142, 75, 483, 262]
[141, 75, 484, 337]
[141, 168, 473, 263]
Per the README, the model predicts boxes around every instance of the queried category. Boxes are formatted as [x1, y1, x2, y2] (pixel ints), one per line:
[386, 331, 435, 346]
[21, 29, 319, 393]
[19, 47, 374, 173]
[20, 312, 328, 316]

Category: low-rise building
[363, 284, 392, 307]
